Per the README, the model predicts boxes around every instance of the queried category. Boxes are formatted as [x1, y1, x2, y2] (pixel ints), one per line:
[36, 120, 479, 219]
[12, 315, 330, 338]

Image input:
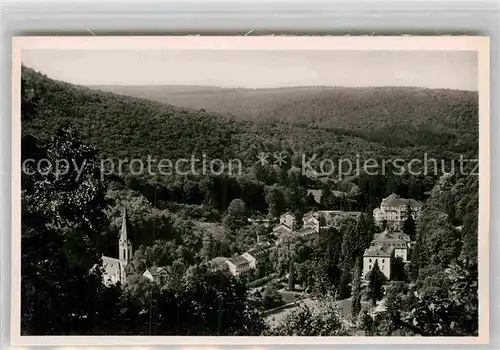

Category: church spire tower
[118, 205, 133, 283]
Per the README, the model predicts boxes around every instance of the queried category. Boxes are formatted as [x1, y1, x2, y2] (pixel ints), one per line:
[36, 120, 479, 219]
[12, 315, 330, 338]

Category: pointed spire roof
[120, 205, 130, 242]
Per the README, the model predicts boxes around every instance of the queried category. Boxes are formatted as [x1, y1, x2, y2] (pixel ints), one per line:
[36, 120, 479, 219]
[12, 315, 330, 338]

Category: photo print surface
[11, 36, 489, 345]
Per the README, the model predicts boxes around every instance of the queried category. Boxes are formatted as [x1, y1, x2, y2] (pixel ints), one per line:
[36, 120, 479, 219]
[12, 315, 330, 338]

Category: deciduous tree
[22, 128, 112, 334]
[223, 198, 248, 230]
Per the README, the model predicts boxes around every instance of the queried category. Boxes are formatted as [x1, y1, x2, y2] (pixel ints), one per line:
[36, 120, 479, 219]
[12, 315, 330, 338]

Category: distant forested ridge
[92, 84, 478, 149]
[24, 67, 478, 163]
[21, 66, 479, 214]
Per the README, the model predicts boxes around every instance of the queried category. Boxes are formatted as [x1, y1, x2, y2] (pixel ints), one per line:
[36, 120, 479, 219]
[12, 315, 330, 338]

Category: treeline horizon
[20, 65, 479, 336]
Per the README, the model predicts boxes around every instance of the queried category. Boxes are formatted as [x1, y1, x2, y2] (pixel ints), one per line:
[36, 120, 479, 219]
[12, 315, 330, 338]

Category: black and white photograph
[12, 36, 489, 344]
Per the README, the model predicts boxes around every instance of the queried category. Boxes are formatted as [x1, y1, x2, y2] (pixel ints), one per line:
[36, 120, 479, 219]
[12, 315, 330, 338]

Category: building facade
[279, 212, 296, 229]
[225, 255, 252, 276]
[363, 246, 392, 279]
[272, 209, 362, 239]
[142, 266, 167, 283]
[371, 229, 411, 261]
[302, 212, 320, 232]
[362, 228, 412, 280]
[373, 193, 423, 229]
[241, 245, 270, 269]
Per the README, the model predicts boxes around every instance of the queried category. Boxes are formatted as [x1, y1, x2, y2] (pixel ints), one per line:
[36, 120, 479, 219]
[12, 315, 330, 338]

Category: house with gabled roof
[279, 211, 296, 229]
[371, 229, 411, 261]
[272, 223, 293, 236]
[143, 266, 168, 283]
[101, 256, 123, 286]
[302, 211, 320, 232]
[363, 228, 412, 280]
[241, 245, 271, 269]
[363, 246, 392, 279]
[272, 211, 297, 237]
[225, 255, 252, 276]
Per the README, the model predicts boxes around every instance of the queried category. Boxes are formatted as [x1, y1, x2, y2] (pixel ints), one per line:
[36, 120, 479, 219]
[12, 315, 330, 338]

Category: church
[102, 206, 133, 286]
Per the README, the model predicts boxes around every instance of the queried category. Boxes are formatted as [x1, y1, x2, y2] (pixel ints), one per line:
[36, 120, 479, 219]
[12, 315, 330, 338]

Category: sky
[22, 49, 478, 90]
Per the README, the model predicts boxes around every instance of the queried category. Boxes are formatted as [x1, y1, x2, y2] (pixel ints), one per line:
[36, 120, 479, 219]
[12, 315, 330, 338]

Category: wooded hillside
[92, 84, 478, 149]
[24, 67, 478, 166]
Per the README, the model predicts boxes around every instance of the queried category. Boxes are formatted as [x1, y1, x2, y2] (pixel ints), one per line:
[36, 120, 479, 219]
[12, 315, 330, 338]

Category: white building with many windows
[363, 246, 392, 280]
[373, 193, 423, 229]
[363, 229, 412, 280]
[225, 255, 252, 276]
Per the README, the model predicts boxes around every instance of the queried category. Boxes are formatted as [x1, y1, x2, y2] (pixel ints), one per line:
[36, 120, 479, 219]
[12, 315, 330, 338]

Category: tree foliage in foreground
[117, 263, 266, 335]
[267, 295, 348, 336]
[21, 128, 111, 334]
[362, 261, 478, 336]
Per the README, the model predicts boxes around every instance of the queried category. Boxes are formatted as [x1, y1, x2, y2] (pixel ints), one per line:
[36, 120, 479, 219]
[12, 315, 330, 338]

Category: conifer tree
[351, 257, 362, 317]
[367, 260, 387, 306]
[402, 203, 417, 241]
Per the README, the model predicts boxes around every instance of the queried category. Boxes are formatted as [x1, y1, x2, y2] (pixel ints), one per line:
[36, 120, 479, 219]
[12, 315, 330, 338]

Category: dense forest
[21, 66, 478, 211]
[21, 66, 480, 336]
[93, 84, 478, 149]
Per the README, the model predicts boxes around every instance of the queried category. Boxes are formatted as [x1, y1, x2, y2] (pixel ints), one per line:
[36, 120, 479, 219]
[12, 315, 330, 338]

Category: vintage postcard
[11, 36, 490, 345]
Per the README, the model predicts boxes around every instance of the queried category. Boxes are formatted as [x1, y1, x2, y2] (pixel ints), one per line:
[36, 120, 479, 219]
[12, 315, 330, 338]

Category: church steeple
[120, 205, 129, 242]
[118, 205, 133, 284]
[119, 205, 133, 264]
